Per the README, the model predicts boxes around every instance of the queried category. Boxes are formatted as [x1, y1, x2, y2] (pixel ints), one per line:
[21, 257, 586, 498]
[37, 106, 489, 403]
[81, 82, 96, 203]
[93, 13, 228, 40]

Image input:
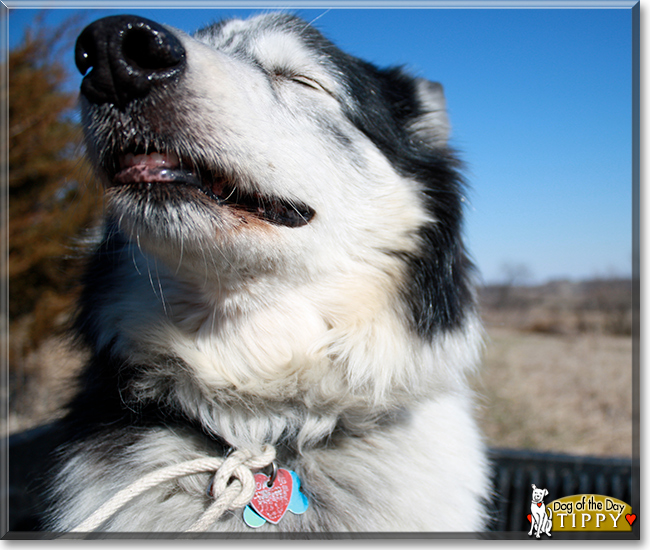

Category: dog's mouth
[109, 150, 315, 228]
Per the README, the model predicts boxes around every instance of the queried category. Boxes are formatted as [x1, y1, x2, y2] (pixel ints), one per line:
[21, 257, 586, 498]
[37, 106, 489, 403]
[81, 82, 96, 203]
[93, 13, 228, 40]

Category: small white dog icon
[528, 484, 552, 538]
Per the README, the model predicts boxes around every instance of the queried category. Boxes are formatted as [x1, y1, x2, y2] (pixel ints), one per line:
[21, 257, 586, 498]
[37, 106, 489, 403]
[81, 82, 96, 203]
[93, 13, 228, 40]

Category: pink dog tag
[250, 468, 293, 524]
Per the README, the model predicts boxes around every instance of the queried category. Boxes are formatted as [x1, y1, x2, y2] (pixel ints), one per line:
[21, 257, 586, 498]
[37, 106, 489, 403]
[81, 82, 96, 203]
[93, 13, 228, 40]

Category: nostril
[122, 26, 184, 71]
[75, 32, 95, 76]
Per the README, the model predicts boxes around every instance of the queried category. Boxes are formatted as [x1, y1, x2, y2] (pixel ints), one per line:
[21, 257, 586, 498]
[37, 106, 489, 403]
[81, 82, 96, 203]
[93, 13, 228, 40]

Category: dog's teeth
[120, 151, 180, 169]
[148, 152, 167, 164]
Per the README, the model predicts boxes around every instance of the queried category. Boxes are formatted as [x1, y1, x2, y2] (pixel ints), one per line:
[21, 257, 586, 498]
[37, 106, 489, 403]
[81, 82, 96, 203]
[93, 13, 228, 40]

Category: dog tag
[243, 469, 309, 528]
[250, 468, 293, 524]
[243, 505, 267, 528]
[287, 470, 309, 514]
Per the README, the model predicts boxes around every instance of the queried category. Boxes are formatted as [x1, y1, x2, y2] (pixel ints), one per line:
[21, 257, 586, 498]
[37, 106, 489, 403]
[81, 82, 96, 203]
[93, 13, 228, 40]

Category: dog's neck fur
[69, 231, 480, 455]
[67, 340, 414, 458]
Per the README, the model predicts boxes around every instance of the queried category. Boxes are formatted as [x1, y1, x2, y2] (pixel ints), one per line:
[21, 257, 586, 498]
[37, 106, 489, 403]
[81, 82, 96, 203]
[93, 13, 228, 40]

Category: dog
[528, 484, 553, 538]
[43, 12, 489, 533]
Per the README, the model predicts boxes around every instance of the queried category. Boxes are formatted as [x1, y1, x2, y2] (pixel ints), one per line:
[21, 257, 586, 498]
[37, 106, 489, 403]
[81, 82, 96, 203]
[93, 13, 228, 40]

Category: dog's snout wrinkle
[75, 15, 186, 107]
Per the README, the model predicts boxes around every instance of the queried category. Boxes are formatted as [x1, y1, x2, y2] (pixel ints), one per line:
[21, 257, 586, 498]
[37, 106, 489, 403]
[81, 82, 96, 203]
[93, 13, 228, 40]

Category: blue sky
[6, 3, 636, 284]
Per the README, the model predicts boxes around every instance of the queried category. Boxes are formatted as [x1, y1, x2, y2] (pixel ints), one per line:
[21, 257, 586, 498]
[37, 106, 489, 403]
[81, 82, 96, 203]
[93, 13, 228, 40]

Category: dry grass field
[475, 278, 634, 458]
[476, 327, 632, 457]
[5, 280, 634, 460]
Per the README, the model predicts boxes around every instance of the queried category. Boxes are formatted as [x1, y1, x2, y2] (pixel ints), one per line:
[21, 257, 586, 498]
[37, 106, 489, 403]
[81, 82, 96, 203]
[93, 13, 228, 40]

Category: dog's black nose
[75, 15, 186, 107]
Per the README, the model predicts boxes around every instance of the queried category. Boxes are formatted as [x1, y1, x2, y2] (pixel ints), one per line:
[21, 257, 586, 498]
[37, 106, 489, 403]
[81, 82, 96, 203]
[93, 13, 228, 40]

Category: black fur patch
[309, 33, 475, 337]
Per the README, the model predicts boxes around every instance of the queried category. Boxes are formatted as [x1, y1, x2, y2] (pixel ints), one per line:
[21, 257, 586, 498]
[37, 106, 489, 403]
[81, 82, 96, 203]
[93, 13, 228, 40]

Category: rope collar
[71, 445, 276, 532]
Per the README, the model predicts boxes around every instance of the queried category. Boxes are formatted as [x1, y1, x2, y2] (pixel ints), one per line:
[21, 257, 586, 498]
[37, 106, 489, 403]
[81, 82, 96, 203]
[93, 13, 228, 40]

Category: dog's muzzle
[75, 15, 186, 107]
[74, 15, 316, 229]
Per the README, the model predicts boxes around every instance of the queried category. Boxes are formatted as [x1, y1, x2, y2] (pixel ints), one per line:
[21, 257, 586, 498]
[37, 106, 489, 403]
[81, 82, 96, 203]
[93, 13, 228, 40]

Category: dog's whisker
[153, 258, 169, 316]
[305, 10, 331, 32]
[222, 186, 237, 202]
[131, 247, 142, 276]
[144, 258, 158, 301]
[174, 233, 185, 276]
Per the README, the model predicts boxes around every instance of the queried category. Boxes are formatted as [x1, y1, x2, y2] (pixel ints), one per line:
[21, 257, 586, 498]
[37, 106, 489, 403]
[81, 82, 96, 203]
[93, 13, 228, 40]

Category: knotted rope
[71, 445, 276, 532]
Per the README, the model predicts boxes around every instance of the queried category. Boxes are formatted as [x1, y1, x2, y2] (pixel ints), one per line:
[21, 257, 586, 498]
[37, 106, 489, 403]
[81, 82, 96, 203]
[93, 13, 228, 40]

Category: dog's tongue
[114, 151, 200, 186]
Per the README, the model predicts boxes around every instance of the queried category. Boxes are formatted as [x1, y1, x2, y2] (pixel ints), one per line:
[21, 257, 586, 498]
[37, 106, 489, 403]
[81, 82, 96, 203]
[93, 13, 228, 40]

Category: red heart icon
[537, 502, 542, 507]
[527, 514, 532, 523]
[626, 514, 636, 526]
[250, 468, 293, 524]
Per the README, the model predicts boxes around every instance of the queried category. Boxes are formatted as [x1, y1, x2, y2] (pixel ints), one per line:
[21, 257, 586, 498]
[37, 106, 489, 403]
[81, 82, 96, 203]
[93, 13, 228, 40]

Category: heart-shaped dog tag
[250, 468, 293, 524]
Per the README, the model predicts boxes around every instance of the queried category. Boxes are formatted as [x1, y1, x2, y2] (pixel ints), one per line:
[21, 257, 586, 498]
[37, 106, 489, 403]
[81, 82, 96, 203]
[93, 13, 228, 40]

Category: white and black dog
[44, 13, 489, 533]
[528, 485, 553, 538]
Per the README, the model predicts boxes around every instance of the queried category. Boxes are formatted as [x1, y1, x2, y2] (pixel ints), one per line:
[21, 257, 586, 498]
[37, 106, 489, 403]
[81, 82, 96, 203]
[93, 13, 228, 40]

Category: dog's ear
[409, 78, 451, 148]
[544, 489, 548, 497]
[531, 484, 537, 490]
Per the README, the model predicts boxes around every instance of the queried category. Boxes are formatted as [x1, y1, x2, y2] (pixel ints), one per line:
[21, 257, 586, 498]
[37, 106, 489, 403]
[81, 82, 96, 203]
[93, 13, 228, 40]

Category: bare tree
[493, 262, 533, 309]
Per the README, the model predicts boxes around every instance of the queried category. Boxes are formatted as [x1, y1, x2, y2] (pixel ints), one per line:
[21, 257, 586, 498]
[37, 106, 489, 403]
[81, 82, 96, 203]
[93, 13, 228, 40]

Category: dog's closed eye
[271, 68, 332, 95]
